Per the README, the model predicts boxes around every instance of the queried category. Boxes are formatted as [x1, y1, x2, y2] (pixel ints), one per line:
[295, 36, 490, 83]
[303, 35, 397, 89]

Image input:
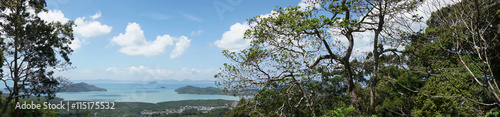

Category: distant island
[3, 82, 106, 92]
[62, 82, 107, 92]
[175, 85, 225, 95]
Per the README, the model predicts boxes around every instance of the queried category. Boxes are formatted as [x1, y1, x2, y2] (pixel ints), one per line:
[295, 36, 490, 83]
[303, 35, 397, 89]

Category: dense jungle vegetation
[215, 0, 500, 116]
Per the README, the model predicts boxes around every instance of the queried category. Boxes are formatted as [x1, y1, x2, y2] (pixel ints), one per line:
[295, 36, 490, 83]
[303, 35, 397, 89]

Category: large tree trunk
[370, 1, 385, 114]
[344, 29, 361, 115]
[346, 61, 361, 115]
[370, 21, 382, 116]
[14, 91, 19, 117]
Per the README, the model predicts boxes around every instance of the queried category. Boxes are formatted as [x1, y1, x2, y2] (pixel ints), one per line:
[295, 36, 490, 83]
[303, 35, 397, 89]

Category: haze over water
[56, 82, 239, 103]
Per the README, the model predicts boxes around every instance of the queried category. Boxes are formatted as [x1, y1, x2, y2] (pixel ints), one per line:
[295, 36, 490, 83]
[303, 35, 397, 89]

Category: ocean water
[53, 82, 239, 103]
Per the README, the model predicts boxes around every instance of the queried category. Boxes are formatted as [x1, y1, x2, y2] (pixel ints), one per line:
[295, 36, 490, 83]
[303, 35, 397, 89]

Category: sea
[3, 82, 240, 103]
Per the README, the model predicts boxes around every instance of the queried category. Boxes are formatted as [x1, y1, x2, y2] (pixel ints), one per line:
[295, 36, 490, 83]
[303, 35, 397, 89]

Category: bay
[55, 82, 239, 103]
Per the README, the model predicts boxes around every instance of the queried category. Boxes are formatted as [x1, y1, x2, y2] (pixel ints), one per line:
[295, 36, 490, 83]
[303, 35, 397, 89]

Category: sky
[41, 0, 305, 82]
[41, 0, 454, 82]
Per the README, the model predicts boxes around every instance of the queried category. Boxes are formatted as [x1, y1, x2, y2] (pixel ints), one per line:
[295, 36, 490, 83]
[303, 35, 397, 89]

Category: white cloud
[91, 11, 102, 20]
[325, 0, 457, 56]
[170, 37, 191, 59]
[37, 10, 112, 50]
[37, 9, 70, 24]
[127, 66, 150, 74]
[298, 0, 321, 11]
[73, 12, 112, 38]
[212, 12, 277, 52]
[190, 29, 204, 36]
[404, 0, 458, 31]
[213, 22, 251, 52]
[105, 67, 120, 74]
[38, 10, 83, 50]
[110, 22, 191, 58]
[37, 10, 110, 38]
[69, 37, 83, 50]
[36, 10, 92, 50]
[351, 31, 376, 55]
[183, 13, 203, 22]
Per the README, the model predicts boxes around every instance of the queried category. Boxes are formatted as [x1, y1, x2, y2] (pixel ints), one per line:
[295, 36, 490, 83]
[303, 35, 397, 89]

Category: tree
[374, 0, 500, 116]
[416, 0, 500, 109]
[215, 3, 362, 115]
[216, 0, 422, 115]
[432, 0, 500, 107]
[0, 0, 74, 116]
[357, 0, 420, 115]
[216, 0, 500, 116]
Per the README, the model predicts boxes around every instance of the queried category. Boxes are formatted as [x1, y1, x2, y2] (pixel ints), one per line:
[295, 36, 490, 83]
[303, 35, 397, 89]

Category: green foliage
[217, 0, 500, 116]
[223, 99, 252, 117]
[59, 99, 235, 116]
[216, 0, 374, 116]
[183, 108, 202, 115]
[485, 108, 500, 117]
[404, 0, 500, 116]
[203, 108, 231, 117]
[0, 0, 75, 114]
[323, 106, 357, 117]
[225, 84, 350, 116]
[225, 87, 314, 116]
[62, 82, 107, 92]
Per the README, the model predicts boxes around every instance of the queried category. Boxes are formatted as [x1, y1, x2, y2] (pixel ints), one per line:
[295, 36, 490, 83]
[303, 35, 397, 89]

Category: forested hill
[174, 85, 225, 95]
[62, 82, 107, 92]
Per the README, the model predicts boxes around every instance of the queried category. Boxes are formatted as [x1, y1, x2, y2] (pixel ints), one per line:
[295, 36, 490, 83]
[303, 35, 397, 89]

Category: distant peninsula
[175, 85, 224, 95]
[62, 82, 107, 92]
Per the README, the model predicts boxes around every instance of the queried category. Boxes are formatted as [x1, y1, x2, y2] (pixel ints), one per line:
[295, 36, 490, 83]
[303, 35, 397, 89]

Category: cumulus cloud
[38, 10, 112, 38]
[37, 10, 112, 50]
[37, 10, 83, 50]
[110, 22, 191, 58]
[213, 22, 251, 52]
[68, 37, 83, 50]
[73, 12, 112, 38]
[37, 9, 70, 24]
[213, 12, 277, 51]
[170, 37, 191, 59]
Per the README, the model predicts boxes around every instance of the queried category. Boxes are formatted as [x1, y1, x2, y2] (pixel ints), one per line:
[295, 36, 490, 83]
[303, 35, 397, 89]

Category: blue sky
[41, 0, 451, 82]
[41, 0, 305, 82]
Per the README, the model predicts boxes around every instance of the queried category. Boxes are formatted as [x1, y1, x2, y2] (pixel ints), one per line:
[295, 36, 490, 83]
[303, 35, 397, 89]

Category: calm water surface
[55, 83, 239, 103]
